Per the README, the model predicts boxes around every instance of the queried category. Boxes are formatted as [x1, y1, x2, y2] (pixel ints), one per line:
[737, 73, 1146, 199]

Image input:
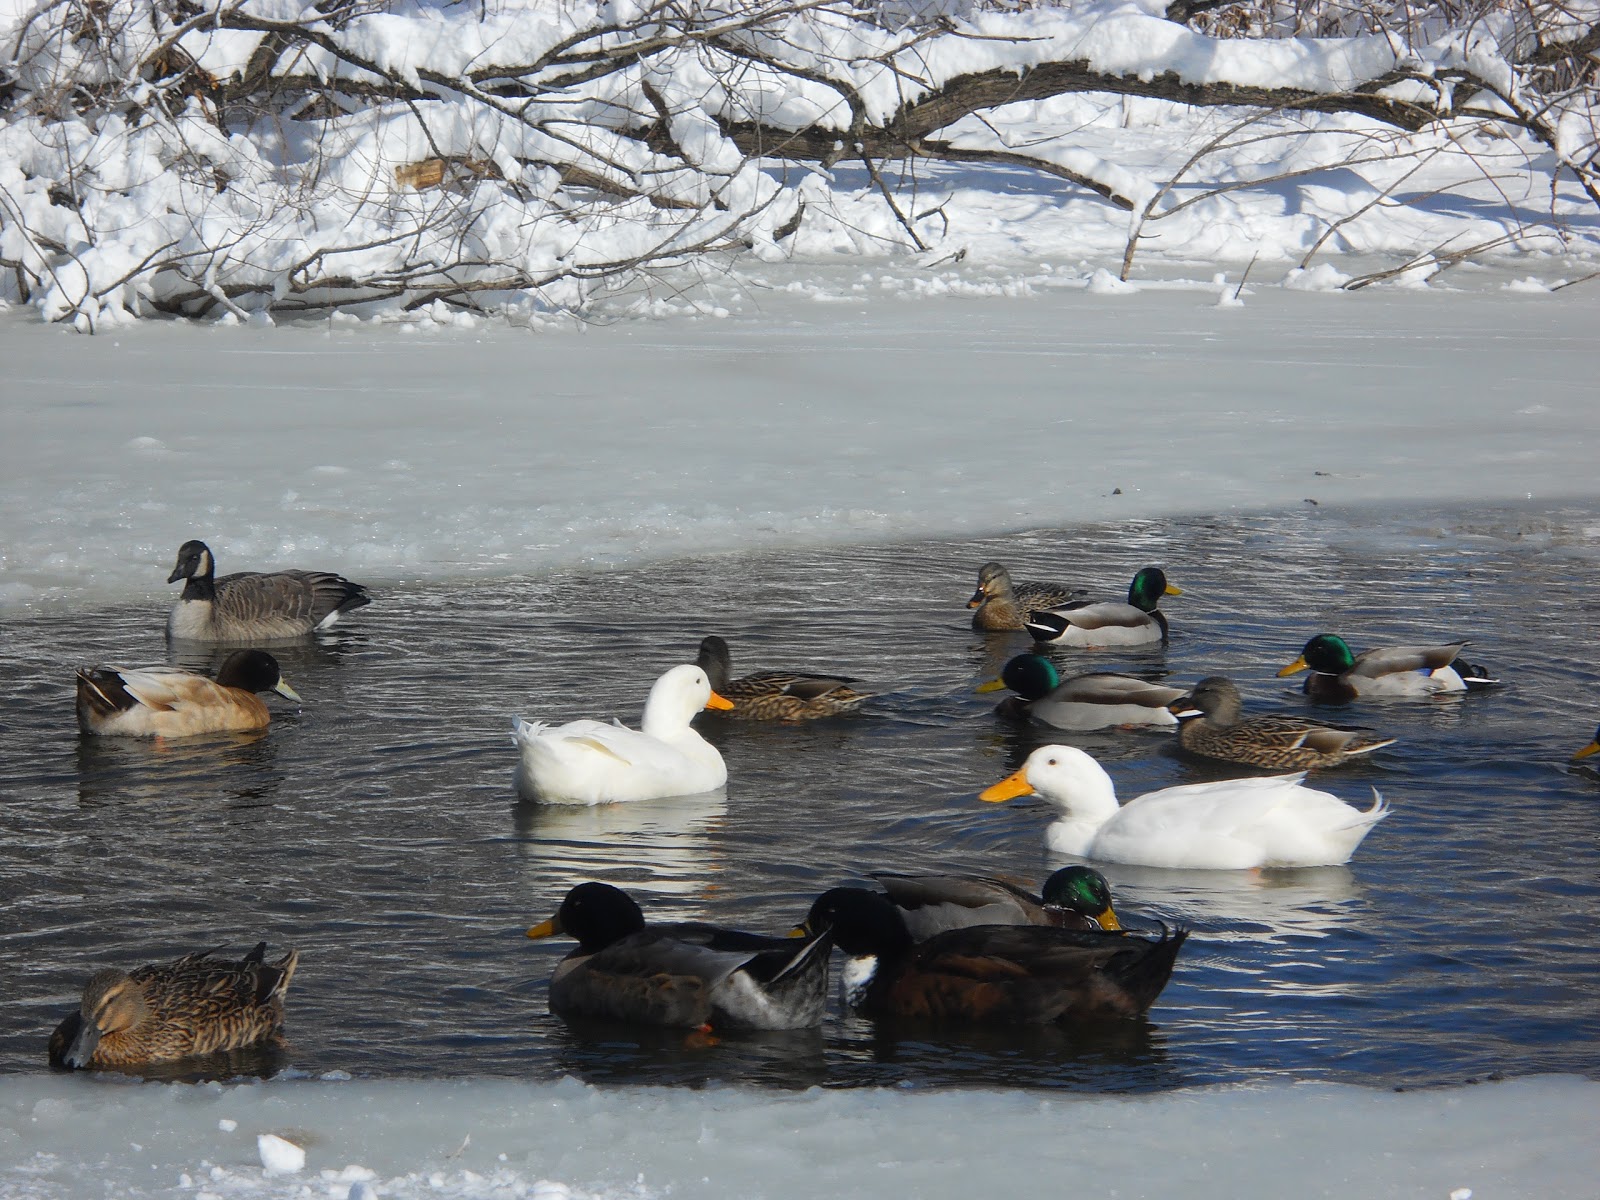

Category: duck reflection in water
[513, 792, 728, 904]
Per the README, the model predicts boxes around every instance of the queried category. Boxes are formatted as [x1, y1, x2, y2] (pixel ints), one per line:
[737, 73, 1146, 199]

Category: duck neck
[181, 550, 217, 602]
[1043, 764, 1120, 855]
[640, 684, 696, 741]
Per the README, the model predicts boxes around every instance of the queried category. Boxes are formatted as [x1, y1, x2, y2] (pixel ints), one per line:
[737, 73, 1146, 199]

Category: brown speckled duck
[795, 887, 1186, 1024]
[49, 943, 299, 1070]
[967, 562, 1086, 631]
[75, 650, 301, 738]
[167, 539, 371, 642]
[695, 636, 870, 720]
[1173, 676, 1396, 770]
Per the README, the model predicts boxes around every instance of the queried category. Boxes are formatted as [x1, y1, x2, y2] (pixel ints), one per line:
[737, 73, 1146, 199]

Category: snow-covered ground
[4, 271, 1598, 610]
[3, 275, 1599, 1198]
[5, 1073, 1599, 1200]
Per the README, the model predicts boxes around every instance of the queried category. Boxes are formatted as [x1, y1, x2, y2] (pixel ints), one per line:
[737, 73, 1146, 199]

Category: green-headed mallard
[978, 654, 1184, 730]
[695, 635, 870, 720]
[1173, 676, 1396, 770]
[512, 665, 734, 805]
[1574, 727, 1600, 762]
[49, 943, 298, 1070]
[1024, 567, 1181, 648]
[980, 745, 1388, 868]
[967, 562, 1086, 631]
[874, 866, 1122, 937]
[75, 650, 301, 738]
[1277, 633, 1496, 702]
[794, 887, 1186, 1024]
[167, 539, 371, 642]
[526, 882, 832, 1030]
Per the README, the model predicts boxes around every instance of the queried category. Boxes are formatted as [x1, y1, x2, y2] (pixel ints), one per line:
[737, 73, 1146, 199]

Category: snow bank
[3, 1074, 1598, 1200]
[4, 275, 1597, 608]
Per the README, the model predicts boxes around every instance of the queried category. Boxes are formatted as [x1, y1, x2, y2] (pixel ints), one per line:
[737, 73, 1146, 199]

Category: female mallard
[1024, 567, 1181, 648]
[967, 562, 1086, 631]
[1277, 633, 1496, 703]
[980, 745, 1388, 868]
[526, 882, 833, 1030]
[75, 650, 301, 737]
[978, 654, 1184, 730]
[166, 539, 371, 642]
[794, 887, 1186, 1024]
[874, 866, 1122, 938]
[48, 943, 298, 1070]
[695, 636, 870, 720]
[512, 664, 734, 804]
[1173, 676, 1396, 770]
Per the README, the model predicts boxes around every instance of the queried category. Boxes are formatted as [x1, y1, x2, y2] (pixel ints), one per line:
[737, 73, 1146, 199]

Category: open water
[2, 500, 1598, 1090]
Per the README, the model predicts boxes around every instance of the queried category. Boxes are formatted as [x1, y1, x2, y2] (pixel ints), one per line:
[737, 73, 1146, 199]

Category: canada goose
[166, 539, 371, 642]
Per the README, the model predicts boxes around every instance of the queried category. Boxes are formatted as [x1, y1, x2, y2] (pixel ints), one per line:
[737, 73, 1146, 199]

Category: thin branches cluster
[0, 0, 1595, 325]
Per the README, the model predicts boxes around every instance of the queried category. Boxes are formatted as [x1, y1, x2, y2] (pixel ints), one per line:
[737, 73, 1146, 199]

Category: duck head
[1279, 634, 1356, 678]
[1040, 865, 1121, 930]
[1127, 566, 1180, 613]
[977, 654, 1060, 701]
[526, 882, 647, 954]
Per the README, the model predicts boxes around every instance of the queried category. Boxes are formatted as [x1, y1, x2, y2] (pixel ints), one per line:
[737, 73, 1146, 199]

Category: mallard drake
[967, 562, 1086, 631]
[1574, 728, 1600, 761]
[1173, 676, 1396, 770]
[512, 664, 734, 804]
[1277, 633, 1497, 702]
[526, 882, 833, 1030]
[875, 865, 1122, 938]
[75, 650, 301, 737]
[978, 654, 1184, 730]
[48, 943, 298, 1070]
[166, 539, 371, 642]
[695, 636, 870, 720]
[980, 745, 1388, 868]
[1024, 567, 1181, 648]
[794, 887, 1186, 1024]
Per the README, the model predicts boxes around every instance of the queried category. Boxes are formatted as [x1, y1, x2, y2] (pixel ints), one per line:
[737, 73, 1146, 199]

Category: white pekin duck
[512, 665, 734, 805]
[980, 745, 1388, 869]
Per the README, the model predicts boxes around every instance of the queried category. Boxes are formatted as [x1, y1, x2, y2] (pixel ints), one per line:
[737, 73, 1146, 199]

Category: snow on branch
[0, 0, 1595, 325]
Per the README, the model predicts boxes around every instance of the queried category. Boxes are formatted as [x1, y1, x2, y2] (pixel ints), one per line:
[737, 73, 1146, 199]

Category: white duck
[979, 745, 1388, 869]
[512, 664, 733, 805]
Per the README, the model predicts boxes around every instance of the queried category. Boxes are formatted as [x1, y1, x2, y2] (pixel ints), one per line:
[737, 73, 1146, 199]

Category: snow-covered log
[1, 0, 1595, 325]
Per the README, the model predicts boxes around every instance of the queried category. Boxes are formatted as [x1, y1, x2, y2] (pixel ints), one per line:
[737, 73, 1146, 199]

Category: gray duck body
[167, 540, 371, 642]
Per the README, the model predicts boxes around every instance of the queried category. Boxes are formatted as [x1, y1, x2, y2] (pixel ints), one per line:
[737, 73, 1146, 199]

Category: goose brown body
[798, 888, 1185, 1025]
[75, 650, 300, 737]
[49, 943, 298, 1070]
[167, 539, 371, 642]
[967, 562, 1086, 631]
[695, 636, 870, 720]
[1174, 676, 1396, 770]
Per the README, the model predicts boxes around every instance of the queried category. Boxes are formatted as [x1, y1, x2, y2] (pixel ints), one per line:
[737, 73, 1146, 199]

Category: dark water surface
[3, 501, 1598, 1091]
